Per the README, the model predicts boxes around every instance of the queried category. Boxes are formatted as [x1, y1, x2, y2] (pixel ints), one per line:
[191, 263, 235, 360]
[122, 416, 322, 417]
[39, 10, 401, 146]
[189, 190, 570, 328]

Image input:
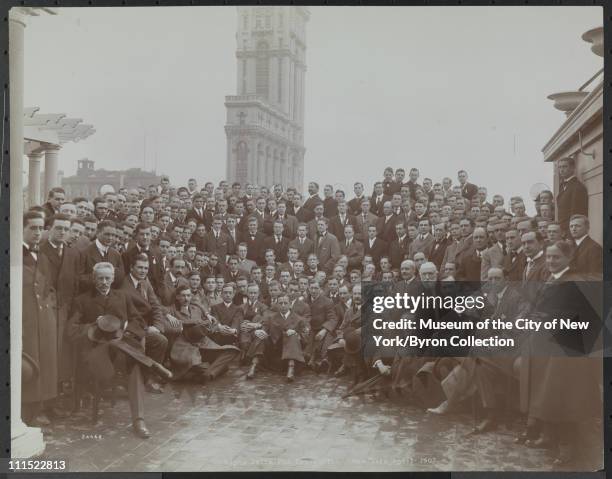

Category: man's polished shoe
[286, 364, 295, 382]
[334, 365, 347, 377]
[145, 379, 164, 394]
[132, 419, 151, 439]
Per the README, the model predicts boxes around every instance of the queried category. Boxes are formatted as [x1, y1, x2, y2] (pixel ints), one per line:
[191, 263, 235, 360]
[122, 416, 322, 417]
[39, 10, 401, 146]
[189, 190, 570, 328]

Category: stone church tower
[225, 6, 309, 191]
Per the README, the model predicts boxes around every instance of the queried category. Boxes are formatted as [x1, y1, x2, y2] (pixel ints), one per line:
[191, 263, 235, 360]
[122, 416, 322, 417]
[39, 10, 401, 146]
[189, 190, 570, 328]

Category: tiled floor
[40, 366, 594, 472]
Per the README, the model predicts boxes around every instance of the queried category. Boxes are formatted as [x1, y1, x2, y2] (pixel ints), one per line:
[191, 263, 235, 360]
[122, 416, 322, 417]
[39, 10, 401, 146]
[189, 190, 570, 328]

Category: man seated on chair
[67, 262, 152, 438]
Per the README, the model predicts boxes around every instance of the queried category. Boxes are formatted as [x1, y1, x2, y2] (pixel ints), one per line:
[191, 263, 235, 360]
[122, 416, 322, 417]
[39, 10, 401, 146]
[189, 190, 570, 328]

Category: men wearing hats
[67, 262, 152, 438]
[22, 212, 60, 427]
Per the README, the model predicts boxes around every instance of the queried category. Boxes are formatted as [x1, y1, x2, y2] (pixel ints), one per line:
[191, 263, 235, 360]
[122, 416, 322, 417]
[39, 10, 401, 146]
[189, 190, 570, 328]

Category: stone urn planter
[547, 91, 589, 116]
[582, 27, 603, 57]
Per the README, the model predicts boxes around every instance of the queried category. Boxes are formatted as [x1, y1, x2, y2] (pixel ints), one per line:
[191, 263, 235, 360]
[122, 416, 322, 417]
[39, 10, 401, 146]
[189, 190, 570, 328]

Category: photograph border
[0, 1, 609, 477]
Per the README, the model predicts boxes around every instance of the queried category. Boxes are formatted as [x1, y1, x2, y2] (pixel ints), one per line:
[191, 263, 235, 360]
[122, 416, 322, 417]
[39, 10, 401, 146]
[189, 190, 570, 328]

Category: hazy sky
[23, 6, 602, 209]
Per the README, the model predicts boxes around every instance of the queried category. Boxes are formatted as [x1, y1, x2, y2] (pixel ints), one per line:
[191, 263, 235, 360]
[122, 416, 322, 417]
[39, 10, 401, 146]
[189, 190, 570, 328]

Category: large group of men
[21, 158, 602, 468]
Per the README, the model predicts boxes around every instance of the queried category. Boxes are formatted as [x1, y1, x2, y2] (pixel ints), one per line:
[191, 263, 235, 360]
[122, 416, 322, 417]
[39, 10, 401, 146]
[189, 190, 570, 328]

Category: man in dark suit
[244, 217, 266, 265]
[389, 221, 410, 270]
[354, 199, 378, 243]
[122, 223, 163, 292]
[303, 182, 323, 213]
[429, 223, 450, 271]
[119, 254, 177, 394]
[458, 170, 478, 201]
[289, 224, 315, 263]
[322, 184, 338, 219]
[210, 284, 244, 347]
[67, 262, 151, 438]
[185, 193, 206, 224]
[39, 214, 80, 388]
[305, 280, 338, 372]
[274, 201, 299, 239]
[370, 182, 390, 217]
[313, 217, 341, 273]
[292, 193, 314, 224]
[204, 215, 231, 261]
[328, 200, 357, 243]
[263, 220, 290, 263]
[568, 214, 602, 278]
[364, 225, 388, 267]
[79, 220, 125, 292]
[502, 228, 527, 282]
[347, 182, 366, 216]
[376, 201, 399, 242]
[340, 224, 364, 270]
[556, 157, 588, 235]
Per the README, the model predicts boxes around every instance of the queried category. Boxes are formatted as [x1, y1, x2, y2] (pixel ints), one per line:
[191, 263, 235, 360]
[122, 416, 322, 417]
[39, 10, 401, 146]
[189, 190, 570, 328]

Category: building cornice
[541, 80, 603, 162]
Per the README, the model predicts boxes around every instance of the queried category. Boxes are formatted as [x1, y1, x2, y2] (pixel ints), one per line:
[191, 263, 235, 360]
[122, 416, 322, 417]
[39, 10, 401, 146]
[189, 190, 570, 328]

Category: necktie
[346, 240, 350, 248]
[137, 281, 148, 301]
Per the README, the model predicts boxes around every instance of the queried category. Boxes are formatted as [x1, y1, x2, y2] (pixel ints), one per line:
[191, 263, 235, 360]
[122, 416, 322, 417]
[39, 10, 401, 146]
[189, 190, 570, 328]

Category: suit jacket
[502, 250, 527, 282]
[523, 253, 548, 282]
[158, 271, 189, 306]
[329, 214, 357, 243]
[293, 206, 314, 224]
[340, 239, 365, 270]
[244, 231, 267, 265]
[369, 194, 391, 217]
[389, 236, 410, 269]
[224, 228, 241, 254]
[314, 232, 341, 272]
[428, 238, 450, 271]
[203, 231, 231, 260]
[307, 217, 326, 241]
[67, 288, 146, 342]
[247, 210, 274, 236]
[364, 237, 388, 266]
[39, 240, 79, 314]
[376, 214, 399, 243]
[306, 294, 338, 332]
[211, 302, 244, 330]
[441, 240, 462, 270]
[185, 208, 206, 224]
[237, 258, 257, 278]
[79, 242, 125, 292]
[460, 182, 479, 200]
[354, 212, 379, 243]
[118, 275, 166, 332]
[263, 235, 290, 263]
[556, 176, 588, 232]
[288, 237, 315, 263]
[480, 243, 506, 281]
[121, 245, 163, 292]
[289, 299, 311, 324]
[570, 236, 602, 278]
[408, 233, 435, 260]
[274, 214, 299, 239]
[347, 196, 366, 216]
[303, 194, 323, 213]
[323, 197, 338, 219]
[456, 247, 484, 281]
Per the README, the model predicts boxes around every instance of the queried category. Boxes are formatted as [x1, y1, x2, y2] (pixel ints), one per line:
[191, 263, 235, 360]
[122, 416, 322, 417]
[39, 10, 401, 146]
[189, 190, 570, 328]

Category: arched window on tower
[256, 41, 269, 100]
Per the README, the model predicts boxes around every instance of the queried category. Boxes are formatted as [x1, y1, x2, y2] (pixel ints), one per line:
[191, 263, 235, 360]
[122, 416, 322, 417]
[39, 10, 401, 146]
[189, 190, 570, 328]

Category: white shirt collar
[551, 266, 570, 280]
[575, 235, 588, 246]
[95, 238, 108, 255]
[130, 274, 140, 289]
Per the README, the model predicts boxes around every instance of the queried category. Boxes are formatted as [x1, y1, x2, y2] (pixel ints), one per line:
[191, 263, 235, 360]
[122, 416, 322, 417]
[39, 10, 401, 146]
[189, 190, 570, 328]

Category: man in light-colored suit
[313, 217, 341, 273]
[236, 242, 257, 279]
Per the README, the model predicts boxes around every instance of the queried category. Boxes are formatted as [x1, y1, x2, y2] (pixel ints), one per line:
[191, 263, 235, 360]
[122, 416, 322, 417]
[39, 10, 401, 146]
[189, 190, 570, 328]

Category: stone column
[27, 152, 43, 207]
[10, 8, 46, 458]
[44, 145, 61, 195]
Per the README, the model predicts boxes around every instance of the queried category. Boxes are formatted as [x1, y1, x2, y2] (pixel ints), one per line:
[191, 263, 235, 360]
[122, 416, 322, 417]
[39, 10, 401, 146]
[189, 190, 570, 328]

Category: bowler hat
[87, 315, 124, 343]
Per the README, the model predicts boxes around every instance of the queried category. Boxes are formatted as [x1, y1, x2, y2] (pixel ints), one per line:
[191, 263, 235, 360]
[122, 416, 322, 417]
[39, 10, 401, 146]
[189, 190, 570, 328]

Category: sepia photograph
[8, 4, 604, 472]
